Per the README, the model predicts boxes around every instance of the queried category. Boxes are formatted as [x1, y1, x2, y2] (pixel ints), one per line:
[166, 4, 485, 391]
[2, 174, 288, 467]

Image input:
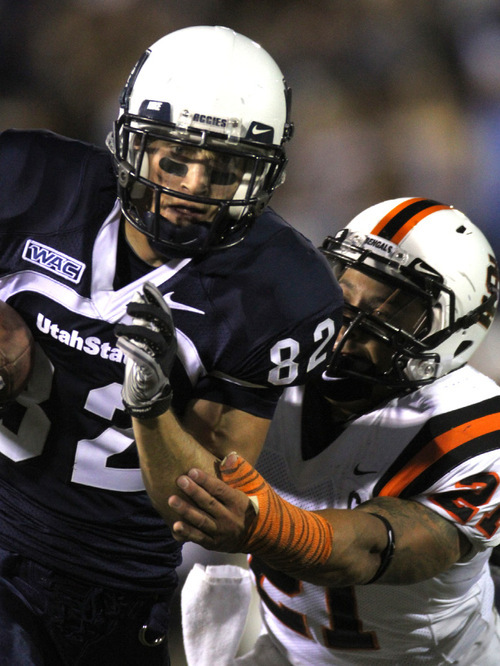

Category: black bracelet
[363, 513, 395, 584]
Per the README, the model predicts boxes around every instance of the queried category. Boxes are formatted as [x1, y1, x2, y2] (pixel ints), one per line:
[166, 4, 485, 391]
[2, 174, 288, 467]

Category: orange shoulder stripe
[378, 412, 500, 497]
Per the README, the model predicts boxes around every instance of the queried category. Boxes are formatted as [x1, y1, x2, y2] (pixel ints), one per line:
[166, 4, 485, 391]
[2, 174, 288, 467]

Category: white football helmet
[107, 25, 293, 256]
[321, 197, 499, 390]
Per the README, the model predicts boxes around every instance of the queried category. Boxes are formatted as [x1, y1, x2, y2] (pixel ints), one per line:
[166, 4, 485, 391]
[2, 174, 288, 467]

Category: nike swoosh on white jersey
[251, 126, 270, 135]
[164, 292, 205, 315]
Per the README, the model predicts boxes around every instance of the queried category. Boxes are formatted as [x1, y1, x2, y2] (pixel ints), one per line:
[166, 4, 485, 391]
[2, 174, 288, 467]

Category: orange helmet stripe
[371, 198, 452, 243]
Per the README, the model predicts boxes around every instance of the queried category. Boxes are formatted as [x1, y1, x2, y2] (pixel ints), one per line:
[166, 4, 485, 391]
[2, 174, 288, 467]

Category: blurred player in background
[0, 25, 342, 665]
[170, 198, 500, 665]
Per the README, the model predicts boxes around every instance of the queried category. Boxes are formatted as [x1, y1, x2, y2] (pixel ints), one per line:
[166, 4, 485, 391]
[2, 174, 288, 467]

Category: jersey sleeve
[418, 449, 500, 551]
[0, 129, 115, 236]
[374, 388, 500, 551]
[192, 220, 344, 419]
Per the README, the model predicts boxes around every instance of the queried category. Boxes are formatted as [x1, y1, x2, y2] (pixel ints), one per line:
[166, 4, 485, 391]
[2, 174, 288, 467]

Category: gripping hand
[219, 453, 334, 574]
[115, 282, 177, 419]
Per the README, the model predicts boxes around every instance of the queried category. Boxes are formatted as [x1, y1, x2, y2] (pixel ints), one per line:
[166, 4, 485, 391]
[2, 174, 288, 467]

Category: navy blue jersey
[0, 129, 343, 592]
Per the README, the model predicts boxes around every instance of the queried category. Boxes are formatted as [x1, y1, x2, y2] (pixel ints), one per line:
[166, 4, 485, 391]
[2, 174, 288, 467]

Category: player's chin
[161, 205, 214, 227]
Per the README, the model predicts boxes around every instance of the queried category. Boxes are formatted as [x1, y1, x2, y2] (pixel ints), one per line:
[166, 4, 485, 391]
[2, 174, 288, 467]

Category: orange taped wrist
[220, 453, 333, 573]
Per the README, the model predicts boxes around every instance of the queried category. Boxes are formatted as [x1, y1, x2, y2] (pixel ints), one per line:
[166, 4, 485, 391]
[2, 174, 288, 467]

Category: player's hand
[168, 463, 257, 552]
[115, 281, 177, 419]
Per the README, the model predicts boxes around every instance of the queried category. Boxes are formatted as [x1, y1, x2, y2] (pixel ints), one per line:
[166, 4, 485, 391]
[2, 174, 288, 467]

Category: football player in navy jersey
[0, 25, 342, 666]
[169, 199, 500, 665]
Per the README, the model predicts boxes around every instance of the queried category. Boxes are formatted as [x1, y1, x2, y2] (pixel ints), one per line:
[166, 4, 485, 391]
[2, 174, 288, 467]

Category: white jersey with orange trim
[250, 364, 500, 665]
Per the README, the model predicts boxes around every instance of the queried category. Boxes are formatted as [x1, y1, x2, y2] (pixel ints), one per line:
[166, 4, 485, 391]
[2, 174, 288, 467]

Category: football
[0, 301, 34, 403]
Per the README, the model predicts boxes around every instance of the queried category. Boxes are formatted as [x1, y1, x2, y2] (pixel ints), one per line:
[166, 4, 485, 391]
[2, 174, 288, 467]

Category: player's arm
[180, 398, 270, 464]
[131, 408, 269, 525]
[168, 453, 472, 587]
[114, 282, 270, 527]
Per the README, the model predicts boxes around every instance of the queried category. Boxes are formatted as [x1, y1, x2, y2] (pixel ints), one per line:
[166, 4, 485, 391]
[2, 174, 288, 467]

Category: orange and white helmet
[321, 197, 499, 389]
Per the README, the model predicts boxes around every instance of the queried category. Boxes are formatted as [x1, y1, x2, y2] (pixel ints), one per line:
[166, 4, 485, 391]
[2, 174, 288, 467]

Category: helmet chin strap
[321, 354, 382, 401]
[140, 200, 249, 257]
[143, 211, 211, 257]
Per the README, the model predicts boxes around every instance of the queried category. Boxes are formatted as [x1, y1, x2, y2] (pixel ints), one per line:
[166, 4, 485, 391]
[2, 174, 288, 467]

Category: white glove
[115, 281, 177, 419]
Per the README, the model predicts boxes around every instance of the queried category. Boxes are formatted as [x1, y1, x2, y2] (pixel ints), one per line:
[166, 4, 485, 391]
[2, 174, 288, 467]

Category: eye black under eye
[159, 156, 188, 177]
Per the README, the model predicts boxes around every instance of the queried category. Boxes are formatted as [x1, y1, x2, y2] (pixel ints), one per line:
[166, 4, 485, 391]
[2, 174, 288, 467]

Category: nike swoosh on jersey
[164, 292, 205, 315]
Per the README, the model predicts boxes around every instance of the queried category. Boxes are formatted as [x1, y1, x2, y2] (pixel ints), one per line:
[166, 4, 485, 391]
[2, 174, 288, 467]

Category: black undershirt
[113, 222, 155, 290]
[301, 380, 347, 460]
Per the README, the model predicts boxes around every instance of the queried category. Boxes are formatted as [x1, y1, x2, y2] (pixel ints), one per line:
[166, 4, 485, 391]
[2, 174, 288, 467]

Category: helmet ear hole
[454, 340, 473, 357]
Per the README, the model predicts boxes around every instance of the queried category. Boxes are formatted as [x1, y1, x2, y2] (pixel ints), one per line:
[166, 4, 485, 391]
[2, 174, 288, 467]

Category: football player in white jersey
[165, 198, 500, 665]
